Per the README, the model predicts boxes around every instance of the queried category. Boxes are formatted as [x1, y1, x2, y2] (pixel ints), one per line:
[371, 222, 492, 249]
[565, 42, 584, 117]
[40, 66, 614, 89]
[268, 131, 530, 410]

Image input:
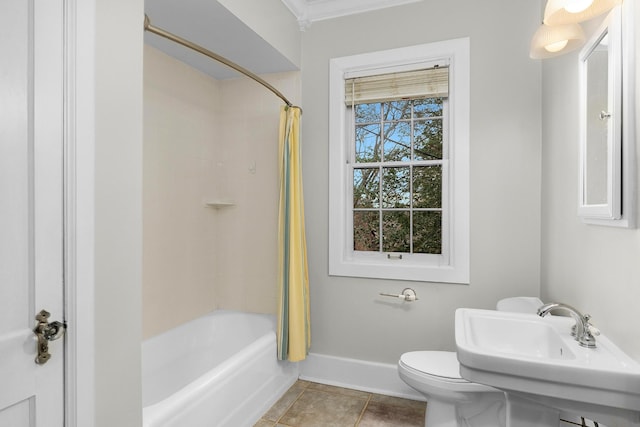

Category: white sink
[464, 310, 575, 360]
[455, 308, 640, 426]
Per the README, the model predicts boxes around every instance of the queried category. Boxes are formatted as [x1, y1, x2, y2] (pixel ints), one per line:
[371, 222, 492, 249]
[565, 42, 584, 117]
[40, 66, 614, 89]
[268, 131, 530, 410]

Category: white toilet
[398, 296, 543, 427]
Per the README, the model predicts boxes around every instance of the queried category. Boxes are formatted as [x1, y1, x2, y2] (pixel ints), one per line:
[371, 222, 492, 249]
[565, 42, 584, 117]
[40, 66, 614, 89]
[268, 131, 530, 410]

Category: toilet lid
[400, 351, 464, 380]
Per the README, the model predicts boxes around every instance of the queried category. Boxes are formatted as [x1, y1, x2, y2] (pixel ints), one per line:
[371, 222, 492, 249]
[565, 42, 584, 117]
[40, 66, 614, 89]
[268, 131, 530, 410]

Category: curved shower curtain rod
[144, 15, 297, 108]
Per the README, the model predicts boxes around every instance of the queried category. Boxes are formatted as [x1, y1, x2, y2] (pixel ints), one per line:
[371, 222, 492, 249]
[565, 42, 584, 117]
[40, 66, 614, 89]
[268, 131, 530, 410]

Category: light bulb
[564, 0, 594, 13]
[545, 39, 569, 52]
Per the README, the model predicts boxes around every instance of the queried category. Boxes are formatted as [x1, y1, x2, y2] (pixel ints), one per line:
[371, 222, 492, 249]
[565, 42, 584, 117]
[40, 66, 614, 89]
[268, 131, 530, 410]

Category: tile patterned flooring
[254, 380, 426, 427]
[255, 379, 603, 427]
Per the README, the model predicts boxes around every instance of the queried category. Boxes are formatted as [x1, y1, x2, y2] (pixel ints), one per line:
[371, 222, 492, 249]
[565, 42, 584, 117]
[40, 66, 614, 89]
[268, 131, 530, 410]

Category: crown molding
[280, 0, 423, 30]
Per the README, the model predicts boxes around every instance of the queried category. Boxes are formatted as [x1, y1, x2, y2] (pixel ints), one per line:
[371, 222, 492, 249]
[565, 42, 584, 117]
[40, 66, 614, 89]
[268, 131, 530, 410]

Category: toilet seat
[399, 351, 498, 393]
[401, 351, 465, 381]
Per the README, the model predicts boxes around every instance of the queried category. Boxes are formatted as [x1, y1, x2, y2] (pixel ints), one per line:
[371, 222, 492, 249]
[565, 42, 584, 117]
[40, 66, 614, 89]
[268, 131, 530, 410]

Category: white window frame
[328, 38, 470, 284]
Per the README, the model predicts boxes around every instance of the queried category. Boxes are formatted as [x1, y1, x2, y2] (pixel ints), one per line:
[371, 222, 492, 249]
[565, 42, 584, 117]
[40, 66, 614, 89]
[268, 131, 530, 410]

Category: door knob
[34, 309, 66, 365]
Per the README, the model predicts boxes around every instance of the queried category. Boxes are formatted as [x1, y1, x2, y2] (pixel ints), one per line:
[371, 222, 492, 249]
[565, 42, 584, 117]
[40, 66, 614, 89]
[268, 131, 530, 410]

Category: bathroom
[5, 0, 638, 425]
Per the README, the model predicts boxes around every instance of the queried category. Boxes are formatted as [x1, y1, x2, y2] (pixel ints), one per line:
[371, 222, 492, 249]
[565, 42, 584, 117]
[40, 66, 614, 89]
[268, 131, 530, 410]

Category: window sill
[329, 256, 469, 284]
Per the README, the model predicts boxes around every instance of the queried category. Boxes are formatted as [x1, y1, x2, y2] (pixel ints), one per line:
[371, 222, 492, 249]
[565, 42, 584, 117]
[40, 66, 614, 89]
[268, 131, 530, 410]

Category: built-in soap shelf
[204, 201, 235, 209]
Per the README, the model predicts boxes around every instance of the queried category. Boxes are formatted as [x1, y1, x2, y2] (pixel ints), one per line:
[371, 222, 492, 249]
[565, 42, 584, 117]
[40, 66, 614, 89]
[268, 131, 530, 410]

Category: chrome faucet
[537, 302, 598, 348]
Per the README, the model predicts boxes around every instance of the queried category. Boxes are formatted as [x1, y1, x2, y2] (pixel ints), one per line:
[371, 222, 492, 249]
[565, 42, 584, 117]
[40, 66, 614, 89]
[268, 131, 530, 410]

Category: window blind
[344, 66, 449, 105]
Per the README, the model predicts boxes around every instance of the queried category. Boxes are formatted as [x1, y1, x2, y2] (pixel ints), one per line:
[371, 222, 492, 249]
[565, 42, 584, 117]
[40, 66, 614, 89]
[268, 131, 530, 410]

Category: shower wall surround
[214, 73, 301, 314]
[143, 45, 301, 339]
[143, 46, 220, 338]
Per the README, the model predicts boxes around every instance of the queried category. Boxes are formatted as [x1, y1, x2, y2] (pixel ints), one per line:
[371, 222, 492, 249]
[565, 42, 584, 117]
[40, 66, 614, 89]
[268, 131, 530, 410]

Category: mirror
[584, 31, 610, 207]
[578, 7, 625, 223]
[584, 32, 612, 205]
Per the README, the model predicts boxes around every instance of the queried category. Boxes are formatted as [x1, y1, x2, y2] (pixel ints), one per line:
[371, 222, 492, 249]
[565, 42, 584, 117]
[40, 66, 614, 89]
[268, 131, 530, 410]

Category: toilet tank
[496, 296, 543, 313]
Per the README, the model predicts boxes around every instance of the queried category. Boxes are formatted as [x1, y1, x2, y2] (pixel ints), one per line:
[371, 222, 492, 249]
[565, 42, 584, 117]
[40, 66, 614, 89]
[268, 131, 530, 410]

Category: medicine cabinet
[578, 5, 635, 227]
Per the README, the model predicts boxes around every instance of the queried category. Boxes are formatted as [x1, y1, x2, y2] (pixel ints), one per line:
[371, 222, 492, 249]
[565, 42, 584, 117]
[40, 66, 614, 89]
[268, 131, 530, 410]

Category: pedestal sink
[455, 309, 640, 427]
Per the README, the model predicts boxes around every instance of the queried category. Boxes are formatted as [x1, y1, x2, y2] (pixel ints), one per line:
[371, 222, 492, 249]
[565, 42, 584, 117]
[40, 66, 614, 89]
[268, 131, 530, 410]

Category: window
[329, 39, 470, 283]
[350, 88, 447, 256]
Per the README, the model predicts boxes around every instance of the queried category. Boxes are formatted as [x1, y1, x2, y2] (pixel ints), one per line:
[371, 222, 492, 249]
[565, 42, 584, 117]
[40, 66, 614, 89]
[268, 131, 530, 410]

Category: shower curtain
[277, 105, 310, 362]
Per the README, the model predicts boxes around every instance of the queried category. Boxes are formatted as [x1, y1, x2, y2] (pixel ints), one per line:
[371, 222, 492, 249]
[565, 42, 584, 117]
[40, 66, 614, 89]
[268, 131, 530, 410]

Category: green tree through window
[352, 98, 444, 254]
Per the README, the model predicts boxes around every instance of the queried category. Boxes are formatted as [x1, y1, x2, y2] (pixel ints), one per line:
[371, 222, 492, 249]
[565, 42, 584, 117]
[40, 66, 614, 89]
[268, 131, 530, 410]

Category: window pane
[414, 119, 443, 160]
[355, 103, 381, 124]
[382, 167, 410, 208]
[413, 98, 443, 118]
[354, 168, 380, 208]
[383, 122, 411, 162]
[382, 211, 410, 252]
[354, 211, 379, 251]
[355, 124, 381, 162]
[352, 97, 447, 256]
[413, 211, 442, 254]
[384, 100, 412, 121]
[413, 165, 442, 208]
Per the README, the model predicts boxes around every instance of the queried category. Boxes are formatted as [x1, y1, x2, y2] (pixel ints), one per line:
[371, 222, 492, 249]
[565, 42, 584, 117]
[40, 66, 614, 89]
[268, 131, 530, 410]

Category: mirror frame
[578, 4, 636, 227]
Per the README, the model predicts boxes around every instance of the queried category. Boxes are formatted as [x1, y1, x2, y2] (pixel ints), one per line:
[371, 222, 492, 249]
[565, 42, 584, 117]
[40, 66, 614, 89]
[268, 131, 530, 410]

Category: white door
[0, 0, 65, 425]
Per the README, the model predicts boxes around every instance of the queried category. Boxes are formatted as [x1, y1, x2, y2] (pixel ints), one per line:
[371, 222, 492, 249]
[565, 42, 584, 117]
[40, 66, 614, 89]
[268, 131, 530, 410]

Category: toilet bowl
[397, 296, 543, 427]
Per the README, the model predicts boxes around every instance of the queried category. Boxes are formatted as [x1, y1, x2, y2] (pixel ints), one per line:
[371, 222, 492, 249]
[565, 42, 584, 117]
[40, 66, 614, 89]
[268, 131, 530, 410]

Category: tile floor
[254, 380, 426, 427]
[254, 380, 602, 427]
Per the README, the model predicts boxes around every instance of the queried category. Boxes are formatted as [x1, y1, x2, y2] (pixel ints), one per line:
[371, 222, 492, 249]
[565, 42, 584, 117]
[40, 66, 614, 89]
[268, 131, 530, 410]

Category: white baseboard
[299, 352, 425, 401]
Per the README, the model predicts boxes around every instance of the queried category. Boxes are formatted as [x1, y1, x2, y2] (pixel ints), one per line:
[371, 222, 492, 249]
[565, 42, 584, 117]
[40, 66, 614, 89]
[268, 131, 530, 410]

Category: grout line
[273, 382, 308, 426]
[354, 393, 372, 426]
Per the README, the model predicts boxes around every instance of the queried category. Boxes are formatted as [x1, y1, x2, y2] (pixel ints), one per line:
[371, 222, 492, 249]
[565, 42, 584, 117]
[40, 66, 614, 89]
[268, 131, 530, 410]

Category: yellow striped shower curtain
[277, 105, 310, 362]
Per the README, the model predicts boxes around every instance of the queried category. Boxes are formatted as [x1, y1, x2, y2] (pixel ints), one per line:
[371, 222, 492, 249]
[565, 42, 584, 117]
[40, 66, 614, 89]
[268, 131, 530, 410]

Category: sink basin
[465, 311, 575, 360]
[455, 309, 640, 425]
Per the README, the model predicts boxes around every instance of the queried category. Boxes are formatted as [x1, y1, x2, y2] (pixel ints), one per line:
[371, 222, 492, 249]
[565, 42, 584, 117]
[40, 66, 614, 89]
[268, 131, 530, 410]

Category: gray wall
[94, 0, 143, 425]
[541, 1, 640, 362]
[300, 0, 543, 364]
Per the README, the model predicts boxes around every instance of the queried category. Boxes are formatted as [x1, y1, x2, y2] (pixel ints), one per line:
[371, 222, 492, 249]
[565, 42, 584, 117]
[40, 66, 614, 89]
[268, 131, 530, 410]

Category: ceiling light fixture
[529, 22, 586, 59]
[544, 0, 622, 25]
[564, 0, 595, 13]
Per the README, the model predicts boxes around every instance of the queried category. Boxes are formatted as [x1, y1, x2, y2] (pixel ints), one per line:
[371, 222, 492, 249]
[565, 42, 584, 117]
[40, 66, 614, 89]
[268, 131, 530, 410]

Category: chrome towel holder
[379, 288, 418, 302]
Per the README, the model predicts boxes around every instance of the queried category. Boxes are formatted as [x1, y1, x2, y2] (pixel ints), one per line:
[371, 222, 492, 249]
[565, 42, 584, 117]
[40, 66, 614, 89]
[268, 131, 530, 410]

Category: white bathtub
[142, 310, 298, 427]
